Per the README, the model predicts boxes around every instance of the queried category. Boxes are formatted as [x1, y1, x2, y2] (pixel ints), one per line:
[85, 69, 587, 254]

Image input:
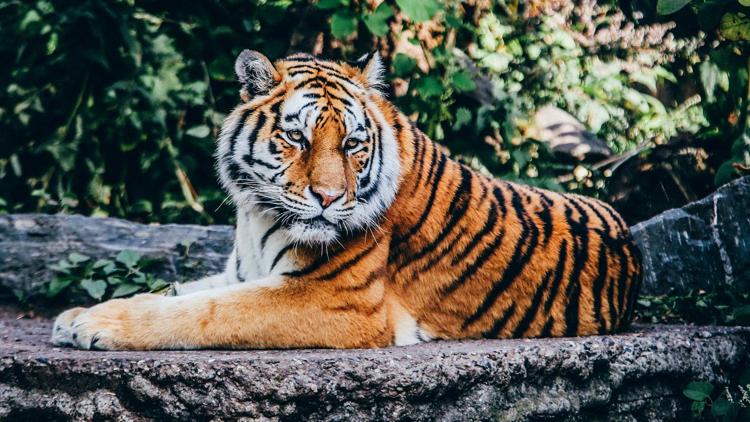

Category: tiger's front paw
[51, 306, 86, 347]
[51, 294, 160, 350]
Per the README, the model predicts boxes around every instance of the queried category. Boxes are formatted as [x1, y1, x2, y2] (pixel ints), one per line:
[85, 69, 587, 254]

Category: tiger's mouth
[303, 215, 336, 227]
[286, 215, 340, 244]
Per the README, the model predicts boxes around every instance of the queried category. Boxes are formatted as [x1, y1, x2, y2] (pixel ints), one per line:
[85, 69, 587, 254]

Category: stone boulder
[0, 214, 233, 299]
[631, 176, 750, 294]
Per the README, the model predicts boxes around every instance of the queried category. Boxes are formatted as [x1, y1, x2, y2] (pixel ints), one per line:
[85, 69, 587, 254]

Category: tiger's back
[386, 131, 643, 340]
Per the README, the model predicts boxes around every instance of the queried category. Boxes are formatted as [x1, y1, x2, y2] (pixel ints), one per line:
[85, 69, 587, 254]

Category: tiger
[51, 50, 643, 350]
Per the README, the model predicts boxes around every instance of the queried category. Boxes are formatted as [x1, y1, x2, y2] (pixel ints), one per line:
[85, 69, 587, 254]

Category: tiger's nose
[311, 186, 344, 208]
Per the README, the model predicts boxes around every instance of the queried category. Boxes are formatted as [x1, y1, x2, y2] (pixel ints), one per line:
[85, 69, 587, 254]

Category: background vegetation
[1, 0, 748, 226]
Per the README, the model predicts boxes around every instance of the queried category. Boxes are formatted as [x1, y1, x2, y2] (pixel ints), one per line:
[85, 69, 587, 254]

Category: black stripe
[534, 190, 555, 245]
[423, 145, 439, 187]
[415, 180, 490, 274]
[356, 109, 382, 201]
[511, 270, 553, 337]
[608, 249, 619, 330]
[592, 243, 609, 333]
[269, 245, 294, 272]
[316, 242, 379, 281]
[586, 202, 613, 333]
[449, 186, 498, 266]
[261, 221, 283, 250]
[339, 268, 384, 291]
[411, 127, 427, 192]
[600, 202, 627, 233]
[393, 153, 447, 244]
[623, 239, 643, 326]
[251, 158, 281, 170]
[483, 303, 517, 338]
[543, 239, 568, 312]
[462, 184, 539, 330]
[235, 253, 245, 282]
[282, 245, 347, 278]
[439, 226, 505, 297]
[269, 164, 292, 183]
[395, 166, 473, 271]
[239, 112, 268, 170]
[562, 198, 591, 337]
[540, 317, 555, 337]
[224, 108, 253, 164]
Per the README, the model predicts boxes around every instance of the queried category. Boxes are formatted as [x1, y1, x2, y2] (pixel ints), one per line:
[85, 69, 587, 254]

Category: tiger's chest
[233, 211, 297, 281]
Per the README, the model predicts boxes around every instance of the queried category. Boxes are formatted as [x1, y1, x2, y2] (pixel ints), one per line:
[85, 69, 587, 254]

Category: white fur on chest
[229, 210, 296, 285]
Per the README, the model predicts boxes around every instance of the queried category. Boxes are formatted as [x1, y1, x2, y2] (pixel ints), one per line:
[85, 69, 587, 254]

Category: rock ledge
[1, 307, 748, 421]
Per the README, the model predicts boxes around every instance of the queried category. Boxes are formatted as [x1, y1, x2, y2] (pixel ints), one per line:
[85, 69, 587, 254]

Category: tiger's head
[217, 51, 402, 244]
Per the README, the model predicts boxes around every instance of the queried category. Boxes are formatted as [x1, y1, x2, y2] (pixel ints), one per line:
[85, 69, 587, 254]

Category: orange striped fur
[52, 51, 642, 350]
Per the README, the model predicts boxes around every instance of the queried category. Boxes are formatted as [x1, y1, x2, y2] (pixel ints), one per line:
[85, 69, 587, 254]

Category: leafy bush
[653, 0, 750, 187]
[683, 375, 750, 421]
[0, 0, 747, 225]
[48, 250, 168, 301]
[636, 288, 750, 326]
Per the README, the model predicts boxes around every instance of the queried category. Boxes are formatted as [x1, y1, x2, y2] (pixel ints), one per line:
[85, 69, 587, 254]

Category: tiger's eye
[345, 138, 360, 149]
[287, 130, 304, 142]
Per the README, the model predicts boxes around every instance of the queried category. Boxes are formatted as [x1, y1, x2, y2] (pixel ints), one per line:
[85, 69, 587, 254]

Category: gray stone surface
[0, 214, 233, 299]
[631, 176, 750, 295]
[1, 306, 748, 421]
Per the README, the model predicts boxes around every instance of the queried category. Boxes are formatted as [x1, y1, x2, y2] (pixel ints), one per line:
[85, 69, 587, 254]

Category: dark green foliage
[656, 0, 750, 187]
[682, 369, 750, 421]
[48, 250, 168, 301]
[636, 277, 750, 326]
[0, 0, 747, 226]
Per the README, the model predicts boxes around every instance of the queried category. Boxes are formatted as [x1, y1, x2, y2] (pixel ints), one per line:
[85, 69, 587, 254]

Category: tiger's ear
[354, 51, 386, 91]
[234, 50, 281, 101]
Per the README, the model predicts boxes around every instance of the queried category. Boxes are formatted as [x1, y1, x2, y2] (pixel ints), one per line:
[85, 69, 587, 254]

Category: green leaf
[699, 60, 729, 103]
[101, 262, 118, 275]
[49, 259, 73, 274]
[315, 0, 347, 10]
[185, 125, 211, 138]
[656, 0, 693, 15]
[414, 76, 443, 98]
[392, 53, 417, 77]
[147, 278, 169, 291]
[741, 0, 750, 6]
[362, 3, 394, 36]
[115, 250, 141, 269]
[719, 12, 750, 41]
[711, 397, 732, 417]
[80, 279, 108, 301]
[691, 399, 706, 416]
[68, 252, 90, 265]
[451, 71, 476, 92]
[330, 11, 357, 39]
[452, 107, 472, 130]
[47, 278, 73, 297]
[92, 259, 113, 269]
[683, 381, 713, 401]
[111, 283, 142, 298]
[481, 52, 512, 73]
[395, 0, 441, 22]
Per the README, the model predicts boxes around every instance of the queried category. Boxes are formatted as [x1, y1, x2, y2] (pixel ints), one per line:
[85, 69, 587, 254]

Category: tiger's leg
[51, 276, 392, 350]
[167, 249, 245, 296]
[168, 273, 232, 296]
